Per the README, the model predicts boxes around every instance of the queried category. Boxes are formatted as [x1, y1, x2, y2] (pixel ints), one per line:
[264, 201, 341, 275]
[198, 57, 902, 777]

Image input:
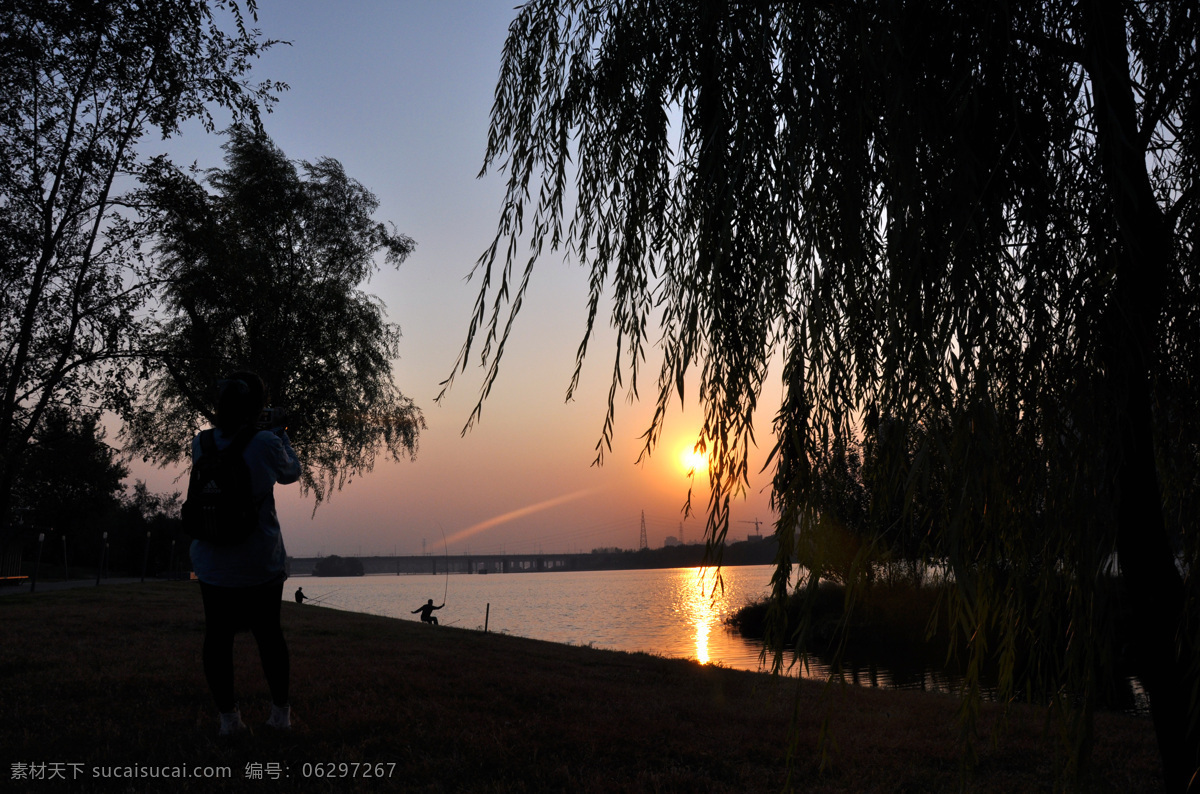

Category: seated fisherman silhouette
[412, 598, 444, 625]
[294, 587, 307, 604]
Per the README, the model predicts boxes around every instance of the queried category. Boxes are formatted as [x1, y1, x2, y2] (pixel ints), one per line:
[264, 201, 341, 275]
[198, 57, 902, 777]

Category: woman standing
[190, 371, 301, 736]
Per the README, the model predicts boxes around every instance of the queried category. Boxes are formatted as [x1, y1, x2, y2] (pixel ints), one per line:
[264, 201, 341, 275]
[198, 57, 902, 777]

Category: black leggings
[199, 579, 289, 713]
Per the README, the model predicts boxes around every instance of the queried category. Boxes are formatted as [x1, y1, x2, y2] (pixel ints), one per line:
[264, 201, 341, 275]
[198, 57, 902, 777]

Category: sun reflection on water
[679, 567, 726, 665]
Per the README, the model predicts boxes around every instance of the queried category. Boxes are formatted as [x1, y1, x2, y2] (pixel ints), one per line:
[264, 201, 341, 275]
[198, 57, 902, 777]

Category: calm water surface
[293, 565, 774, 671]
[288, 564, 1149, 712]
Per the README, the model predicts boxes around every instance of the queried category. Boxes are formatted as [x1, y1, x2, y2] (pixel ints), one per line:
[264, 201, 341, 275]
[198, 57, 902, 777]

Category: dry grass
[0, 582, 1162, 792]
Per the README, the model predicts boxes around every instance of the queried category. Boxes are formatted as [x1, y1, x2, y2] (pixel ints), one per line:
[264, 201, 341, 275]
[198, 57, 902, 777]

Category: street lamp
[31, 533, 45, 593]
[142, 530, 154, 582]
[96, 532, 107, 586]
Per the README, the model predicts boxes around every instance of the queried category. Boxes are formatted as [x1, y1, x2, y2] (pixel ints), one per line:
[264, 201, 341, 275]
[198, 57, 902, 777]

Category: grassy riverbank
[1, 582, 1161, 792]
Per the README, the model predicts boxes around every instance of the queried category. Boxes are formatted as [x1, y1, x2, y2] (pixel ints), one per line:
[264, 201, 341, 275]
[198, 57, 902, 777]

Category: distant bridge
[288, 553, 586, 576]
[287, 538, 775, 577]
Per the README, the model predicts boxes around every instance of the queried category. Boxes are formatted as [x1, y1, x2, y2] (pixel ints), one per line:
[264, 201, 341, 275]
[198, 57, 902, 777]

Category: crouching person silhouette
[186, 372, 301, 736]
[413, 599, 444, 625]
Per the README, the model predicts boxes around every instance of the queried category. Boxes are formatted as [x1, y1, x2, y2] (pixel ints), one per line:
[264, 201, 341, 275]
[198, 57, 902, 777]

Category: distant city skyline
[127, 1, 778, 557]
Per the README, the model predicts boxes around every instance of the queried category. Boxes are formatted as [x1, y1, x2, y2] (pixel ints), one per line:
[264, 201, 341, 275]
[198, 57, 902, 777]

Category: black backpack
[181, 428, 260, 545]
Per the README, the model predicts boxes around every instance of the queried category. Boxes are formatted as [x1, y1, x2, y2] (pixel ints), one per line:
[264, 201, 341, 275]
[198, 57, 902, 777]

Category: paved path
[0, 577, 158, 596]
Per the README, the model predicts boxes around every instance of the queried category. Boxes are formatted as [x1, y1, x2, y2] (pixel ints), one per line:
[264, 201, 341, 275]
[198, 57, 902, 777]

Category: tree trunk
[1083, 1, 1196, 789]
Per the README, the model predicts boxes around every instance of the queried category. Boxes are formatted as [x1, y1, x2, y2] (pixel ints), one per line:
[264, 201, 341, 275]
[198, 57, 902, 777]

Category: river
[292, 565, 774, 670]
[288, 564, 1149, 713]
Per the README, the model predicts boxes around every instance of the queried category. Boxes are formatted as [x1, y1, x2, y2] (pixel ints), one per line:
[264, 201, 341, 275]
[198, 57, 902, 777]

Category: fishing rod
[308, 589, 342, 602]
[306, 592, 345, 607]
[437, 522, 450, 608]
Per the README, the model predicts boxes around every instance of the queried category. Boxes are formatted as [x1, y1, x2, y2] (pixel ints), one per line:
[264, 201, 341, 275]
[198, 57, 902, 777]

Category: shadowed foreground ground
[0, 582, 1161, 792]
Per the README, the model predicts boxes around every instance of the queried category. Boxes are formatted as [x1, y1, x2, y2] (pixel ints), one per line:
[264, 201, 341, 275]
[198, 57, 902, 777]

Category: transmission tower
[639, 511, 648, 550]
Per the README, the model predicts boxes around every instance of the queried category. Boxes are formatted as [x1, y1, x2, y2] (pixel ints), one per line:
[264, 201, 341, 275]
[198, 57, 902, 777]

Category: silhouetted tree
[445, 1, 1198, 786]
[105, 481, 181, 577]
[127, 127, 424, 503]
[797, 436, 869, 586]
[7, 409, 179, 577]
[858, 410, 953, 583]
[11, 408, 127, 547]
[0, 0, 279, 548]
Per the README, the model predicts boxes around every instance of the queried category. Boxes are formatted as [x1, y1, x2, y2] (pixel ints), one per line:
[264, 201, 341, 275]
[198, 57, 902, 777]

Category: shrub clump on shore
[726, 578, 1144, 715]
[726, 580, 950, 652]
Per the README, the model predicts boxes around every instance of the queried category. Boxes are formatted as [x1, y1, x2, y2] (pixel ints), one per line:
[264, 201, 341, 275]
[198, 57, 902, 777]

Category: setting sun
[679, 446, 709, 475]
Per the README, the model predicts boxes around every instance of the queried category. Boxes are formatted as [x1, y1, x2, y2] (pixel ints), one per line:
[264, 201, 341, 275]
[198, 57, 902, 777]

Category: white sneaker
[265, 703, 291, 730]
[219, 709, 248, 736]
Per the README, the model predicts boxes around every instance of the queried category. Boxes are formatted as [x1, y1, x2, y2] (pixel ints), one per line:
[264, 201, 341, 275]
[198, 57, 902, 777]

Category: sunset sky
[130, 0, 779, 557]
